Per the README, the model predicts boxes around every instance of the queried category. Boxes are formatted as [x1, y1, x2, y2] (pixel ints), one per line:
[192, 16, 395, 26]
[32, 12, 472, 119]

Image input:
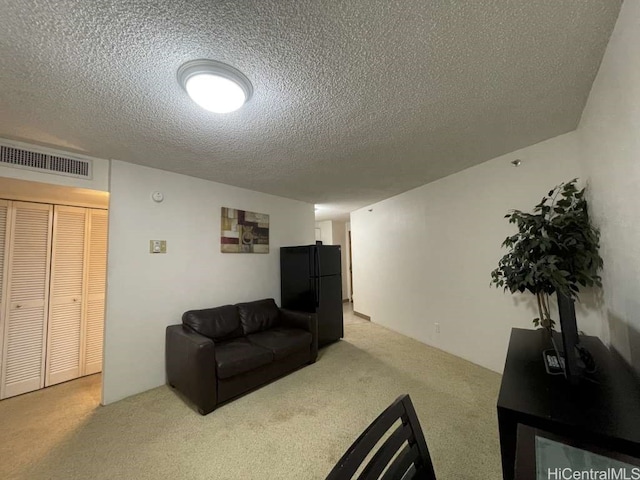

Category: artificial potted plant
[490, 178, 603, 330]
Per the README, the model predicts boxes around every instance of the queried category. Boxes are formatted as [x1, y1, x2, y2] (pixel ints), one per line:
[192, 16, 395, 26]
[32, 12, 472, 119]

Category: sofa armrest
[280, 309, 318, 363]
[166, 325, 217, 415]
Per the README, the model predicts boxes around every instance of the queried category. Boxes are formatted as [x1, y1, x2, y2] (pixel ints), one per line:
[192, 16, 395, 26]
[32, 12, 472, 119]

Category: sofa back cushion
[182, 305, 243, 341]
[237, 298, 280, 335]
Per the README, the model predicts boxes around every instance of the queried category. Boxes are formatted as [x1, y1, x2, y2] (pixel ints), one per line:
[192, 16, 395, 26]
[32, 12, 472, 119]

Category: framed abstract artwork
[220, 207, 269, 253]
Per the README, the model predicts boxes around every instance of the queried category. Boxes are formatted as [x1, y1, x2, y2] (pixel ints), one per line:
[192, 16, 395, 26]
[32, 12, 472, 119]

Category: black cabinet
[497, 328, 640, 479]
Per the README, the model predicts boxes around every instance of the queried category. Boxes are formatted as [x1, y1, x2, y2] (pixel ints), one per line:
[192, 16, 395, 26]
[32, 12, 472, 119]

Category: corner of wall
[573, 0, 640, 374]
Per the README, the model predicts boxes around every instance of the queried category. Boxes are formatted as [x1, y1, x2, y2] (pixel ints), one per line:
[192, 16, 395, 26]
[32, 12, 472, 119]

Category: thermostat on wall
[151, 191, 164, 202]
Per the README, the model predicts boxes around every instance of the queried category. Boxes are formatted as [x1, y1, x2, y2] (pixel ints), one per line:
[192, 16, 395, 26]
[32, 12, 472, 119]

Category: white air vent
[0, 143, 92, 180]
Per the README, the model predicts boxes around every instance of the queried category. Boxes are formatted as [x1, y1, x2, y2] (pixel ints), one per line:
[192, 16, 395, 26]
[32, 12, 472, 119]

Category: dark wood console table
[497, 328, 640, 480]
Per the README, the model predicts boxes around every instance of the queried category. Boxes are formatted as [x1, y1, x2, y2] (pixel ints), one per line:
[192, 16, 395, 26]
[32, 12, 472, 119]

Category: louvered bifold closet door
[45, 205, 86, 386]
[0, 202, 53, 399]
[82, 209, 107, 376]
[0, 201, 9, 390]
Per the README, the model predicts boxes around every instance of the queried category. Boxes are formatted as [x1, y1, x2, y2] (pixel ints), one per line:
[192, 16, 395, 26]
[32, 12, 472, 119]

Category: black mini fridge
[280, 245, 344, 346]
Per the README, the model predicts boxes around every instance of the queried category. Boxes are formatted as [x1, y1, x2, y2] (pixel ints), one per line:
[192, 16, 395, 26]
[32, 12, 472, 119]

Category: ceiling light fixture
[177, 59, 253, 113]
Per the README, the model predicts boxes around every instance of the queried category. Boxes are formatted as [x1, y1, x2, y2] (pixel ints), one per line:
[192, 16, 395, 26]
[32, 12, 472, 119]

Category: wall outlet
[150, 240, 167, 253]
[434, 322, 440, 334]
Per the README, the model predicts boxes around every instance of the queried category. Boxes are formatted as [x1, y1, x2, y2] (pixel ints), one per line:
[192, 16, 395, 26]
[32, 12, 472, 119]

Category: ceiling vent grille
[0, 143, 92, 179]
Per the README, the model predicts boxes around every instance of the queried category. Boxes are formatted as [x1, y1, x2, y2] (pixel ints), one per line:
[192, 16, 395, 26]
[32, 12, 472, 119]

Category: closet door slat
[0, 200, 9, 389]
[45, 205, 85, 387]
[1, 202, 52, 399]
[83, 209, 107, 376]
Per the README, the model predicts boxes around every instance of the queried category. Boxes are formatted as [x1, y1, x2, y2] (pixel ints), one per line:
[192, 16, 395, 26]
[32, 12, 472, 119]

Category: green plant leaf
[490, 177, 603, 304]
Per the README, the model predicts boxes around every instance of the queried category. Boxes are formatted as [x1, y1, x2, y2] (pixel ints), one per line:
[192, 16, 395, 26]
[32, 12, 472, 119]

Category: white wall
[103, 160, 315, 404]
[315, 220, 333, 245]
[351, 132, 603, 373]
[576, 0, 640, 373]
[0, 138, 109, 191]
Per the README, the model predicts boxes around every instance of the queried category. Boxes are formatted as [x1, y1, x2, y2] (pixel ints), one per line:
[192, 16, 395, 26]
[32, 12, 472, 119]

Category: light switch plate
[150, 240, 167, 253]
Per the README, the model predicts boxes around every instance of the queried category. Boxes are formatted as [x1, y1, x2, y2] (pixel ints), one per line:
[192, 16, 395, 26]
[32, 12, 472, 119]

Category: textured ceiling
[0, 1, 622, 221]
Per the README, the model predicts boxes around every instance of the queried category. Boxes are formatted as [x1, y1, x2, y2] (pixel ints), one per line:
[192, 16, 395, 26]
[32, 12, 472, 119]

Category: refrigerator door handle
[315, 276, 320, 307]
[309, 278, 317, 307]
[314, 247, 321, 277]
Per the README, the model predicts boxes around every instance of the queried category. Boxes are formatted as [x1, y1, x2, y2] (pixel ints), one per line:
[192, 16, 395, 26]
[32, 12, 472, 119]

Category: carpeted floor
[0, 311, 502, 480]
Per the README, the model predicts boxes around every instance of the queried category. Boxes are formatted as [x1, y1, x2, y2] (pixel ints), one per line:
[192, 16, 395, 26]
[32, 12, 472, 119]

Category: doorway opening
[348, 229, 353, 302]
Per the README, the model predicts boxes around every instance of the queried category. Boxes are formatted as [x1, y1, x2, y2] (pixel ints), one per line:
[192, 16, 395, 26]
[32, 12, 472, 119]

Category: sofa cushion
[247, 327, 312, 360]
[215, 339, 274, 379]
[237, 298, 281, 335]
[182, 305, 243, 341]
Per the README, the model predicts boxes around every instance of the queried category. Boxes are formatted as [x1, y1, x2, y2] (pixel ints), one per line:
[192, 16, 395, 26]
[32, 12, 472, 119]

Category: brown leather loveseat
[166, 298, 317, 415]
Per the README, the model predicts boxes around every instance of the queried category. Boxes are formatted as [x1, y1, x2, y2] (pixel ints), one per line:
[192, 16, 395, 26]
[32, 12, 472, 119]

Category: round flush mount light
[177, 59, 253, 113]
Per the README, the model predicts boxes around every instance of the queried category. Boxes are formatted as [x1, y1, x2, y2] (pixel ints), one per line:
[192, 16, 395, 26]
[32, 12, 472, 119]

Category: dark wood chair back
[326, 394, 437, 480]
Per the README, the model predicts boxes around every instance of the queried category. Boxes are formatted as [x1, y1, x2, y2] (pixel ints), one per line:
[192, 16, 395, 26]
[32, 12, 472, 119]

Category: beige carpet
[0, 318, 502, 480]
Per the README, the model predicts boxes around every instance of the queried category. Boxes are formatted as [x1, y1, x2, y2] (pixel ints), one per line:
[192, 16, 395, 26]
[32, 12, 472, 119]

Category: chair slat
[357, 423, 412, 480]
[400, 396, 436, 478]
[325, 394, 437, 480]
[327, 402, 405, 479]
[379, 443, 419, 480]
